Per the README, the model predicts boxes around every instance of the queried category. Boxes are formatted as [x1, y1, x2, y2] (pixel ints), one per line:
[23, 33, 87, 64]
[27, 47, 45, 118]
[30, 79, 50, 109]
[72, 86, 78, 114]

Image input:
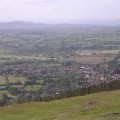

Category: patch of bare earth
[80, 100, 99, 112]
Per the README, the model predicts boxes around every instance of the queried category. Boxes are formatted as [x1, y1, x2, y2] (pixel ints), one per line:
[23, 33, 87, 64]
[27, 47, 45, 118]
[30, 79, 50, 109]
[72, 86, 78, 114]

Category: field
[0, 90, 120, 120]
[0, 76, 27, 85]
[24, 85, 42, 91]
[76, 50, 120, 56]
[0, 55, 52, 63]
[69, 55, 116, 64]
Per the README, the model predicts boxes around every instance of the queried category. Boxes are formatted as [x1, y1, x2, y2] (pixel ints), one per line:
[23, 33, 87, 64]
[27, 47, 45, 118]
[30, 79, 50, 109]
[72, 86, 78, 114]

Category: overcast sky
[0, 0, 120, 23]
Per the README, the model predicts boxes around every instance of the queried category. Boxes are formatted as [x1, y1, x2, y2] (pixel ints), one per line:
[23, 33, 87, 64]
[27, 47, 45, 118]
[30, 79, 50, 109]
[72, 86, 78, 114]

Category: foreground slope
[0, 90, 120, 120]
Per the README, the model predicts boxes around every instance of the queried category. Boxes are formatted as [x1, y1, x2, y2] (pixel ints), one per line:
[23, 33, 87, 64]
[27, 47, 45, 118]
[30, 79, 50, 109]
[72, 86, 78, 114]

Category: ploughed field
[69, 55, 115, 64]
[0, 90, 120, 120]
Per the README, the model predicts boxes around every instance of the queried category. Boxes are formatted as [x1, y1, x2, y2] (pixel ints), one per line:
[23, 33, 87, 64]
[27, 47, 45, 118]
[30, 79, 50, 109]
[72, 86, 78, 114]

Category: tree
[4, 75, 10, 89]
[0, 93, 8, 106]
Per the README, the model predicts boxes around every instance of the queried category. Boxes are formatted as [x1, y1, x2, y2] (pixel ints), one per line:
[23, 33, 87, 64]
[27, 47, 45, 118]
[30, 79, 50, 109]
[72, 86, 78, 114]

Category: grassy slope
[0, 90, 120, 120]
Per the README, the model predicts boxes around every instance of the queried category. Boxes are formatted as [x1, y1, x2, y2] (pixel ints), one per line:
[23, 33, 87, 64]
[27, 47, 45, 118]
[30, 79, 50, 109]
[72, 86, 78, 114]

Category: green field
[24, 85, 42, 91]
[0, 90, 120, 120]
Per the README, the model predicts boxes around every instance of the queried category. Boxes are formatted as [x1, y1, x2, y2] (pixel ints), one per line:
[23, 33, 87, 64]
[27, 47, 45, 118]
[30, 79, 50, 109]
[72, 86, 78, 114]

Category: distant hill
[0, 21, 50, 30]
[90, 20, 120, 26]
[0, 20, 120, 30]
[68, 19, 120, 26]
[0, 21, 98, 31]
[0, 90, 120, 120]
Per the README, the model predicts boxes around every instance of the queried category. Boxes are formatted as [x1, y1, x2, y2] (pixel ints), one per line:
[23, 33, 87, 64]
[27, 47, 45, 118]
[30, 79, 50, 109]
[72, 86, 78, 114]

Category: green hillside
[0, 90, 120, 120]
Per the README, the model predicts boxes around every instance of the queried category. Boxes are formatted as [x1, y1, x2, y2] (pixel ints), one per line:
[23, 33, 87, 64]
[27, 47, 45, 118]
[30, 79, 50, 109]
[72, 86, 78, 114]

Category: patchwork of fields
[0, 25, 120, 119]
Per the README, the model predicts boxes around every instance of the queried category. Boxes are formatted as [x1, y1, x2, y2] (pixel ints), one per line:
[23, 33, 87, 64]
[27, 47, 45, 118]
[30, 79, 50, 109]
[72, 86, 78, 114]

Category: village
[0, 53, 120, 104]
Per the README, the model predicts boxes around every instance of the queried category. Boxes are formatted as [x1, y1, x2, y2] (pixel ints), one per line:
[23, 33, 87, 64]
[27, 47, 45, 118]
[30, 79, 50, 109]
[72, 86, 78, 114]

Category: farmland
[0, 25, 120, 106]
[68, 54, 115, 64]
[0, 76, 27, 85]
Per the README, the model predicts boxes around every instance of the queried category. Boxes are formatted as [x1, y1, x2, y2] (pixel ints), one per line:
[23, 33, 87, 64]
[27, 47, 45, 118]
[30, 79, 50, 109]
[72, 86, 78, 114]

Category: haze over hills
[0, 21, 50, 30]
[70, 19, 120, 26]
[0, 20, 120, 30]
